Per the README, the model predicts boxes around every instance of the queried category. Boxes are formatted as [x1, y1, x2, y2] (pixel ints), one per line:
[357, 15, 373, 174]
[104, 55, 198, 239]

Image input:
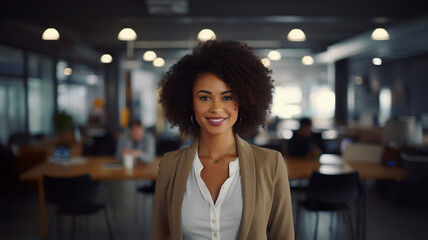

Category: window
[272, 86, 302, 119]
[0, 77, 26, 144]
[28, 52, 54, 135]
[0, 44, 25, 144]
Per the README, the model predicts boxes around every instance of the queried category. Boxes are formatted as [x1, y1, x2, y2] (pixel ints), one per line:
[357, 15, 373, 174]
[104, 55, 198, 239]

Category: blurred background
[1, 0, 427, 146]
[1, 1, 428, 239]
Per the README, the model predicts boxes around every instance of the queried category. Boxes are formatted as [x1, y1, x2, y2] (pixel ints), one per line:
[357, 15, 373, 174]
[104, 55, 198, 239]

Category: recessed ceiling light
[197, 29, 216, 41]
[287, 29, 306, 42]
[372, 57, 382, 65]
[64, 68, 72, 75]
[302, 56, 314, 65]
[261, 58, 271, 67]
[371, 28, 390, 40]
[100, 54, 113, 63]
[143, 51, 157, 61]
[355, 76, 363, 85]
[268, 50, 281, 61]
[42, 28, 60, 40]
[118, 28, 137, 41]
[153, 57, 165, 67]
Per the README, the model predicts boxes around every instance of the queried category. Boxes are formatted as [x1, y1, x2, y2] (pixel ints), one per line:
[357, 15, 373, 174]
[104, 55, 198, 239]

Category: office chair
[134, 180, 156, 238]
[43, 174, 114, 240]
[295, 171, 360, 240]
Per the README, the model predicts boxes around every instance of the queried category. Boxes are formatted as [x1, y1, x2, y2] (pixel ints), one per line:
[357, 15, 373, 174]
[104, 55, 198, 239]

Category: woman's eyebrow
[221, 90, 233, 95]
[196, 90, 233, 95]
[196, 90, 211, 95]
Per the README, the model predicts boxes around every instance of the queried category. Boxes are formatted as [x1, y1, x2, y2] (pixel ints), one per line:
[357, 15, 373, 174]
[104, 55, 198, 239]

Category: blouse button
[213, 233, 218, 238]
[212, 219, 216, 224]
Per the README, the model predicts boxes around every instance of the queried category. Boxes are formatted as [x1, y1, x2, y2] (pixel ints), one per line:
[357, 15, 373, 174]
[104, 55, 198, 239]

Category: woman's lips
[206, 117, 228, 126]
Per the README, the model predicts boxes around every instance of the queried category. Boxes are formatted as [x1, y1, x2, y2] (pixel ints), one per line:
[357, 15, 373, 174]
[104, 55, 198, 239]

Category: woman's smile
[206, 117, 229, 126]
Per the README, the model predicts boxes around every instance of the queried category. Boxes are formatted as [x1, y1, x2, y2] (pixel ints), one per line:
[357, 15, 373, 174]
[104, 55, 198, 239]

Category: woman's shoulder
[160, 143, 196, 167]
[162, 147, 187, 161]
[242, 141, 284, 169]
[247, 142, 281, 158]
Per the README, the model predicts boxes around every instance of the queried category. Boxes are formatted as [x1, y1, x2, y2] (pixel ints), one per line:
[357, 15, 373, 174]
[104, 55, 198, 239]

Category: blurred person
[287, 117, 320, 158]
[115, 119, 155, 163]
[151, 40, 294, 240]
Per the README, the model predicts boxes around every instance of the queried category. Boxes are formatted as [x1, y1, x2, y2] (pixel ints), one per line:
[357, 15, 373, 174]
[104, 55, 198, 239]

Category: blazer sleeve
[150, 155, 171, 240]
[267, 152, 295, 240]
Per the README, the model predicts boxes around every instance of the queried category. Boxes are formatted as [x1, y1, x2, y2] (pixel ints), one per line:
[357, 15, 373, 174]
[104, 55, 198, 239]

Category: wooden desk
[20, 156, 161, 239]
[285, 154, 407, 181]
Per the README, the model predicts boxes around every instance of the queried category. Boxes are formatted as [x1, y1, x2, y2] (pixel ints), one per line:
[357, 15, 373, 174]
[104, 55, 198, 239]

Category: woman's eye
[200, 96, 210, 101]
[223, 96, 233, 101]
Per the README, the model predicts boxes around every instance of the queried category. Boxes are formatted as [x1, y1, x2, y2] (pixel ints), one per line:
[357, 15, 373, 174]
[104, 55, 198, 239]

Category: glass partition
[28, 52, 54, 136]
[0, 44, 25, 144]
[0, 77, 26, 144]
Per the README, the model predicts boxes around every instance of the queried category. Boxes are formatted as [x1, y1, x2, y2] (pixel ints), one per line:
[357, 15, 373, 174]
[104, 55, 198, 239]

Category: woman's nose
[209, 100, 223, 113]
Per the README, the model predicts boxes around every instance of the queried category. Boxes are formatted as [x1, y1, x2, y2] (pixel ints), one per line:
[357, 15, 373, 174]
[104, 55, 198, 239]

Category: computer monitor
[53, 145, 70, 161]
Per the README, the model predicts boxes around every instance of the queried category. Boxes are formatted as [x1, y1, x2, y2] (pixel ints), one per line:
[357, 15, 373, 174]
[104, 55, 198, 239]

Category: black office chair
[43, 174, 114, 240]
[134, 180, 156, 238]
[295, 171, 360, 240]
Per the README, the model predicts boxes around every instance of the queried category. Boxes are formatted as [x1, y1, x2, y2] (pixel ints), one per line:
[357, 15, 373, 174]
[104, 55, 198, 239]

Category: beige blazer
[150, 135, 294, 240]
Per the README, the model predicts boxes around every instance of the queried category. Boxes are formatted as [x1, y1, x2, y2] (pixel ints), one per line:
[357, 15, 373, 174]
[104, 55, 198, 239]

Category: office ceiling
[1, 0, 428, 63]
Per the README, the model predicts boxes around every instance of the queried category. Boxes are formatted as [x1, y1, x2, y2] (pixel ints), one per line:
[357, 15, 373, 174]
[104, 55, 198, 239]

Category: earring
[190, 113, 196, 126]
[234, 115, 242, 127]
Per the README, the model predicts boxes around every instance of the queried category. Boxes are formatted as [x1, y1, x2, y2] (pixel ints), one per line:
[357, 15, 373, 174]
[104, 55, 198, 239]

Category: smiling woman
[159, 40, 273, 138]
[152, 40, 294, 240]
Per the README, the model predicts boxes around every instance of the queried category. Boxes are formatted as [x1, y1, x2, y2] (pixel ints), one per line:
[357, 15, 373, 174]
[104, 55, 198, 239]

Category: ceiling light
[143, 51, 157, 61]
[261, 58, 271, 67]
[371, 28, 390, 40]
[64, 68, 72, 76]
[42, 28, 60, 40]
[355, 76, 363, 85]
[197, 29, 216, 41]
[302, 56, 314, 65]
[372, 57, 382, 65]
[268, 50, 281, 61]
[287, 29, 306, 42]
[100, 54, 113, 63]
[153, 57, 165, 67]
[118, 28, 137, 41]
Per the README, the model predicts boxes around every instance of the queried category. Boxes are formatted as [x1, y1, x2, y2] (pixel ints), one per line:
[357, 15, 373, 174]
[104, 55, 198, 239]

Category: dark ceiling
[1, 0, 428, 62]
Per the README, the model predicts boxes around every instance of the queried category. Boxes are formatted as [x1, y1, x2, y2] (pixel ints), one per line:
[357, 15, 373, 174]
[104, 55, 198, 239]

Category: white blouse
[181, 151, 243, 240]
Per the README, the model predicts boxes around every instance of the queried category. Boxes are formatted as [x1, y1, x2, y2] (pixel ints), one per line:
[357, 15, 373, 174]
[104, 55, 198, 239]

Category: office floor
[1, 180, 427, 240]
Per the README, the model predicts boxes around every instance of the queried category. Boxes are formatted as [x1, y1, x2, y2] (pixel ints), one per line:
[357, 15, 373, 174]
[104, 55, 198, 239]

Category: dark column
[23, 50, 29, 133]
[334, 59, 349, 126]
[105, 54, 120, 134]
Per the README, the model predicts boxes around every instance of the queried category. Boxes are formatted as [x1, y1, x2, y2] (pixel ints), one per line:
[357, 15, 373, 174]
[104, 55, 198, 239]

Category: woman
[151, 40, 294, 240]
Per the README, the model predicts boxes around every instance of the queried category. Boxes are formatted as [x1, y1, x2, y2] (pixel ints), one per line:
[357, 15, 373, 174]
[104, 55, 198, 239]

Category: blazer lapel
[170, 139, 198, 240]
[236, 135, 256, 240]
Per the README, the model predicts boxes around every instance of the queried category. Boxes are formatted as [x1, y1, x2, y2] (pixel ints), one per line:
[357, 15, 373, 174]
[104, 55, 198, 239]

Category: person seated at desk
[115, 119, 155, 163]
[287, 117, 320, 158]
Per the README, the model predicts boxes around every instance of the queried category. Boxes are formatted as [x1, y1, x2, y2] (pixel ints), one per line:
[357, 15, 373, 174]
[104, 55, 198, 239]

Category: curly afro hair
[159, 40, 274, 138]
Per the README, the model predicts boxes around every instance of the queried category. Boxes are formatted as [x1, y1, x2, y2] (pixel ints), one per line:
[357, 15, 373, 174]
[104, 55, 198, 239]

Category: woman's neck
[198, 131, 237, 160]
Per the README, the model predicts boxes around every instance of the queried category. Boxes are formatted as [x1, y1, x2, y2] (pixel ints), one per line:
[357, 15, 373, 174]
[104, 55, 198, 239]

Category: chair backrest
[342, 143, 383, 163]
[43, 174, 96, 208]
[307, 171, 360, 204]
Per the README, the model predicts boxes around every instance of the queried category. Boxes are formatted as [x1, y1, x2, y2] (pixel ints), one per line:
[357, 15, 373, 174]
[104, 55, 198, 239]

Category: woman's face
[192, 73, 239, 137]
